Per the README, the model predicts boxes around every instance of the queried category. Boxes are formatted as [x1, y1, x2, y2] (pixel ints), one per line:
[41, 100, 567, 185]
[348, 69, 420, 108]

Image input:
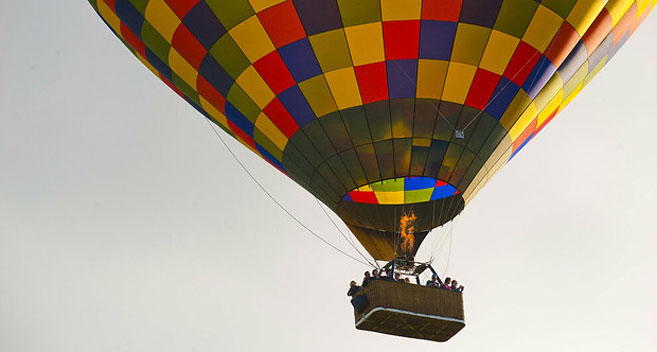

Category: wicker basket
[351, 280, 465, 342]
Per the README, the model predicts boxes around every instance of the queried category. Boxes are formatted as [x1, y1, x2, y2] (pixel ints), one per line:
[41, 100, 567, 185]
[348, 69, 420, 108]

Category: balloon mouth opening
[341, 177, 460, 205]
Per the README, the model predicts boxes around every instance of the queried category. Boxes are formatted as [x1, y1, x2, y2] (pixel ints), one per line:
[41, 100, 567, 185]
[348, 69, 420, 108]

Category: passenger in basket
[404, 277, 411, 283]
[441, 277, 452, 290]
[347, 281, 361, 297]
[394, 272, 403, 282]
[457, 285, 464, 293]
[362, 271, 372, 286]
[372, 268, 381, 280]
[426, 274, 441, 288]
[383, 269, 394, 281]
[450, 280, 459, 292]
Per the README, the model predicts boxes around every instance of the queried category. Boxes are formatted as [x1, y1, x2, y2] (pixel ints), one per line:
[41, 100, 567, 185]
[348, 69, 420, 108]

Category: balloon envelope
[90, 0, 654, 260]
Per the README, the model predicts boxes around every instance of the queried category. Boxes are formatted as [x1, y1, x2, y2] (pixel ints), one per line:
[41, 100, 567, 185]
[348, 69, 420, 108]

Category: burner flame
[399, 212, 417, 256]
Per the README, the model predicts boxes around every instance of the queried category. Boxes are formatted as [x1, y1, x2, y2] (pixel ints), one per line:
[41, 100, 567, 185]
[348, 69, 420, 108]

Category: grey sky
[1, 2, 656, 351]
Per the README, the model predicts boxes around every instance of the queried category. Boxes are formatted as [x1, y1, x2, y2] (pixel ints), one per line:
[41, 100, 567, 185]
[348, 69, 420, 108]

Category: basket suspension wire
[438, 214, 456, 261]
[425, 199, 456, 269]
[431, 216, 458, 278]
[430, 169, 458, 260]
[315, 199, 358, 251]
[442, 227, 454, 278]
[343, 181, 388, 267]
[428, 220, 453, 264]
[427, 226, 452, 280]
[314, 198, 379, 268]
[424, 180, 460, 273]
[205, 119, 371, 267]
[413, 221, 451, 284]
[436, 184, 462, 276]
[425, 181, 453, 264]
[429, 223, 447, 270]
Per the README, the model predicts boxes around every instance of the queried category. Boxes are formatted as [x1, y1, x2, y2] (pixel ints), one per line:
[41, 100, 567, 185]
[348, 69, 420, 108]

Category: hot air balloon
[89, 0, 654, 343]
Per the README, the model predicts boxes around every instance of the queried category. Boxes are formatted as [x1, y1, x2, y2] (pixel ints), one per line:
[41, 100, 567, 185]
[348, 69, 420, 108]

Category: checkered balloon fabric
[90, 0, 654, 260]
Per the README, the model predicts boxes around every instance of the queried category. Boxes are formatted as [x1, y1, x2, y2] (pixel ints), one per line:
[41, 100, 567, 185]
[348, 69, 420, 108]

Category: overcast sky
[1, 2, 656, 352]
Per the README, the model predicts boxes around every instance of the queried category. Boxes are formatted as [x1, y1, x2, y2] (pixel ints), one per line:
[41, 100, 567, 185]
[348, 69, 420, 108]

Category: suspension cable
[392, 60, 456, 131]
[461, 25, 567, 132]
[314, 199, 379, 268]
[205, 119, 371, 266]
[428, 220, 453, 264]
[442, 220, 456, 278]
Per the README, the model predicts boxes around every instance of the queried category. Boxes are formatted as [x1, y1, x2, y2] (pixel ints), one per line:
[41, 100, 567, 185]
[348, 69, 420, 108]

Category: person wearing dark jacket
[362, 271, 372, 286]
[450, 280, 459, 292]
[347, 281, 361, 297]
[426, 274, 440, 288]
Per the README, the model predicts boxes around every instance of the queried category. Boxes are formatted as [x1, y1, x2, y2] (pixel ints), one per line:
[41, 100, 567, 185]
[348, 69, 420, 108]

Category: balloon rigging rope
[442, 224, 454, 278]
[205, 119, 371, 266]
[391, 25, 561, 135]
[392, 60, 456, 131]
[315, 199, 358, 250]
[428, 220, 452, 263]
[461, 47, 546, 132]
[315, 199, 380, 269]
[461, 26, 565, 132]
